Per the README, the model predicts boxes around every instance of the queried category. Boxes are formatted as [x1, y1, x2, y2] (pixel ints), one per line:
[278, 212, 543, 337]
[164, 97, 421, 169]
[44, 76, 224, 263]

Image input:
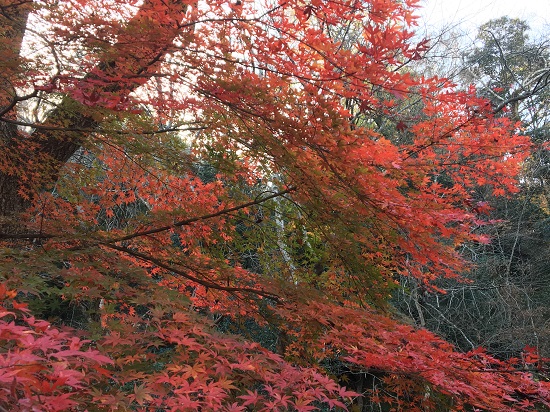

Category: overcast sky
[418, 0, 549, 35]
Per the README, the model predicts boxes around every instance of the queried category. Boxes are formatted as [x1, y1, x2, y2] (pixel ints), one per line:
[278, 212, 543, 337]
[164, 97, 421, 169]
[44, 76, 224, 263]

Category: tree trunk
[0, 1, 32, 219]
[0, 0, 190, 221]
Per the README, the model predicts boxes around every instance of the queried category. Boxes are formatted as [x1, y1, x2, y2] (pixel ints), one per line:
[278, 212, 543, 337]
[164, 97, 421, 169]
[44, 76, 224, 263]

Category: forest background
[1, 0, 550, 411]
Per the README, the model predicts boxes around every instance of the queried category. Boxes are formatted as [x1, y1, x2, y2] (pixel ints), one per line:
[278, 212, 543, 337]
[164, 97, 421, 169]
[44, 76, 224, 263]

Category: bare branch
[493, 69, 550, 114]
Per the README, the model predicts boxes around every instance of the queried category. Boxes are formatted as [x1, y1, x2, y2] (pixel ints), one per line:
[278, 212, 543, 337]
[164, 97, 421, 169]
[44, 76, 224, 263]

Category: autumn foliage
[0, 0, 549, 410]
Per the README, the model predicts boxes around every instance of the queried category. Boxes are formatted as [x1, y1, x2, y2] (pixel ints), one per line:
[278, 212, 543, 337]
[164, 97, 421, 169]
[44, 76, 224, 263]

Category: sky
[418, 0, 550, 35]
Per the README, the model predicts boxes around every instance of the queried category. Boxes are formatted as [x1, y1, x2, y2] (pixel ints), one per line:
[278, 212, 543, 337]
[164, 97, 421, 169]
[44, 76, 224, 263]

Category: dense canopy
[0, 0, 548, 410]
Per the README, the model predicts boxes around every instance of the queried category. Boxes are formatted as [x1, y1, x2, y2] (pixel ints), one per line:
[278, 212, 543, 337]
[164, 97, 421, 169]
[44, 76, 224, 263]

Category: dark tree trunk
[0, 1, 32, 219]
[0, 0, 190, 222]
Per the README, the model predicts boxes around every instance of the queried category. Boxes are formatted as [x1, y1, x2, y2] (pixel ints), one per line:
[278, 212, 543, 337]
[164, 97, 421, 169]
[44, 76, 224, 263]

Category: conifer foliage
[0, 0, 548, 410]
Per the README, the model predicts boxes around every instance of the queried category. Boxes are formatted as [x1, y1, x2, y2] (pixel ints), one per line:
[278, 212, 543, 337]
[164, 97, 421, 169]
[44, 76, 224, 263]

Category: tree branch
[0, 187, 296, 242]
[492, 67, 550, 115]
[0, 118, 207, 135]
[0, 90, 38, 118]
[107, 186, 296, 243]
[101, 242, 280, 300]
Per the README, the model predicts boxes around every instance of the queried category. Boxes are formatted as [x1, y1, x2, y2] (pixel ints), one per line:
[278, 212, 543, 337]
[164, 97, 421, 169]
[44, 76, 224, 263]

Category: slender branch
[0, 232, 55, 240]
[107, 186, 296, 243]
[400, 114, 478, 160]
[0, 188, 296, 243]
[0, 89, 38, 118]
[493, 70, 550, 114]
[462, 367, 549, 374]
[0, 188, 293, 300]
[0, 117, 207, 135]
[483, 30, 524, 93]
[346, 364, 548, 377]
[101, 242, 280, 300]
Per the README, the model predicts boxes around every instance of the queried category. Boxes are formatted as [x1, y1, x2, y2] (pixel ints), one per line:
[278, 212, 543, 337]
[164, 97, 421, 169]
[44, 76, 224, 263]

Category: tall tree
[464, 17, 550, 119]
[0, 1, 548, 411]
[395, 17, 550, 365]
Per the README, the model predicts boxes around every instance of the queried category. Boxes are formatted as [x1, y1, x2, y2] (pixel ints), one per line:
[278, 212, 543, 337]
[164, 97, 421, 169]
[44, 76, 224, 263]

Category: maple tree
[0, 0, 549, 410]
